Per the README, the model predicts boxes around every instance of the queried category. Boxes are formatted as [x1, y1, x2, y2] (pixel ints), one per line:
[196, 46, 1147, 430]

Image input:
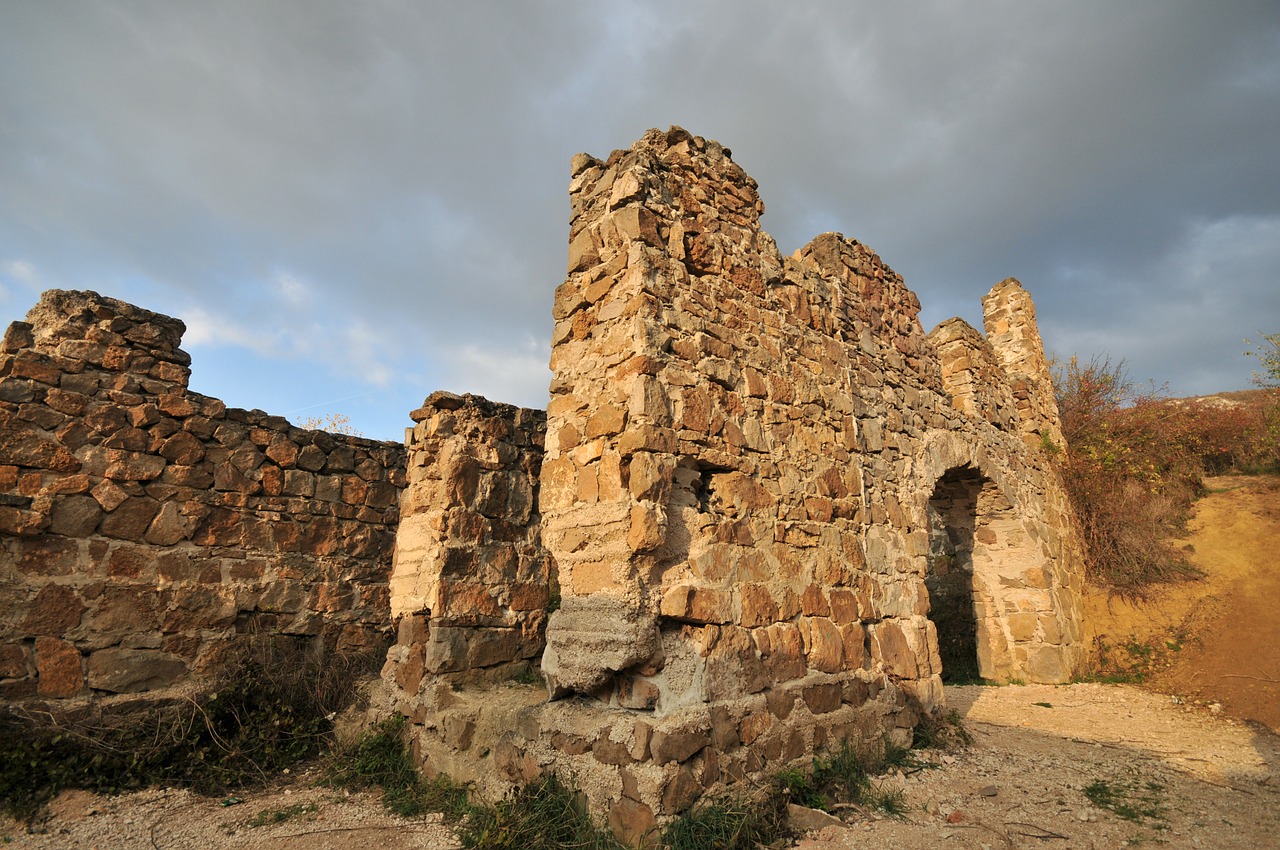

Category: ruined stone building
[1, 127, 1084, 836]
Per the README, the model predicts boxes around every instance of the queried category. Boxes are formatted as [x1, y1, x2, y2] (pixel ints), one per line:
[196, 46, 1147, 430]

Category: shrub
[0, 640, 379, 823]
[458, 774, 624, 850]
[1051, 356, 1202, 594]
[296, 412, 364, 437]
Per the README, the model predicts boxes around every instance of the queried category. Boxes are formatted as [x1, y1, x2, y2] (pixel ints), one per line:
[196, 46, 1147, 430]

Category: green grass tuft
[1084, 776, 1167, 824]
[326, 715, 471, 821]
[458, 774, 624, 850]
[247, 802, 318, 828]
[912, 709, 972, 751]
[658, 795, 785, 850]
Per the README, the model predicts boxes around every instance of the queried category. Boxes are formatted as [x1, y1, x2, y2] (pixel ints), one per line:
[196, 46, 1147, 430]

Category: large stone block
[542, 596, 660, 696]
[86, 647, 187, 693]
[20, 584, 86, 635]
[35, 636, 83, 697]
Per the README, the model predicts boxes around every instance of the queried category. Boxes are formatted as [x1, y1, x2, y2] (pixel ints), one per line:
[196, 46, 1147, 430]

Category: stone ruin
[381, 127, 1085, 835]
[1, 126, 1085, 837]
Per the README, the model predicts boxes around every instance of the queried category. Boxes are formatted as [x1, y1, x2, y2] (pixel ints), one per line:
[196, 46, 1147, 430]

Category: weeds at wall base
[0, 641, 380, 825]
[324, 715, 472, 822]
[1083, 631, 1192, 684]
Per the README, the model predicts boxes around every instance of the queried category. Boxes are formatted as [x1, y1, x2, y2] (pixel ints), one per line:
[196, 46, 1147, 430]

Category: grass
[247, 801, 318, 828]
[325, 715, 471, 820]
[664, 733, 939, 849]
[658, 796, 785, 850]
[459, 774, 624, 850]
[1083, 775, 1167, 824]
[912, 709, 972, 751]
[772, 737, 921, 818]
[1083, 631, 1190, 684]
[325, 719, 620, 849]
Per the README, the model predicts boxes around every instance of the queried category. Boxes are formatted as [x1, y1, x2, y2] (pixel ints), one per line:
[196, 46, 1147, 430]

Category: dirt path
[1155, 475, 1280, 729]
[4, 476, 1278, 849]
[793, 683, 1279, 850]
[1086, 474, 1280, 731]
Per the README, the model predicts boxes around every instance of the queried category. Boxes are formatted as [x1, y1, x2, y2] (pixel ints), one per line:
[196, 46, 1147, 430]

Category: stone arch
[910, 430, 1076, 683]
[924, 464, 1022, 681]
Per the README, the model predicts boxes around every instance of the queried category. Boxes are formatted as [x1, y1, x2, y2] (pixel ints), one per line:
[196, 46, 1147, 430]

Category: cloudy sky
[2, 2, 1277, 440]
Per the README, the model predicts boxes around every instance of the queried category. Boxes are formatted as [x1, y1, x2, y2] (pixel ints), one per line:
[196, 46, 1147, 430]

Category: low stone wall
[1, 290, 405, 699]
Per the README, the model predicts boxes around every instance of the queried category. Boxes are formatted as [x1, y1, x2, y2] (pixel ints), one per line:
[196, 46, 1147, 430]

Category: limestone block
[50, 495, 102, 536]
[801, 682, 843, 714]
[870, 620, 920, 679]
[86, 647, 187, 693]
[800, 617, 844, 673]
[739, 583, 780, 628]
[542, 596, 660, 696]
[608, 798, 656, 848]
[627, 452, 674, 503]
[627, 503, 665, 552]
[143, 500, 192, 545]
[35, 636, 83, 697]
[649, 725, 711, 765]
[98, 496, 160, 540]
[20, 584, 86, 635]
[0, 411, 81, 472]
[567, 229, 600, 273]
[158, 430, 204, 465]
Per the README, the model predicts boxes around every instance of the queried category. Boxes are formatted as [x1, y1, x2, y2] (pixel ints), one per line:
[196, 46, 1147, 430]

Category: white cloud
[445, 335, 551, 410]
[180, 306, 279, 354]
[340, 320, 395, 388]
[272, 272, 311, 307]
[3, 259, 37, 285]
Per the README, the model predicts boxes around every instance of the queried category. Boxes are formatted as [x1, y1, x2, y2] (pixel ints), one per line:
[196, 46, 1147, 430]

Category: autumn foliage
[1051, 355, 1279, 595]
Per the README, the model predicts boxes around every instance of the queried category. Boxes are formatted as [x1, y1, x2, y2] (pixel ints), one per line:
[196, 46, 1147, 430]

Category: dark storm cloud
[1, 1, 1276, 435]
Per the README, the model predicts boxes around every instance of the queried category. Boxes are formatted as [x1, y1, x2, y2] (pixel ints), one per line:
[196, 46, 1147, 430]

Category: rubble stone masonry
[0, 127, 1086, 833]
[0, 290, 405, 698]
[380, 127, 1086, 833]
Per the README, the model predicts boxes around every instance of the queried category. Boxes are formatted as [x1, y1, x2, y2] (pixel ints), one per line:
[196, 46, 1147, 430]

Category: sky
[1, 1, 1277, 441]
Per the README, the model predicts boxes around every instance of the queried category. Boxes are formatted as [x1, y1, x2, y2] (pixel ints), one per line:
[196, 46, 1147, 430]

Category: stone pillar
[539, 139, 680, 695]
[928, 317, 1019, 430]
[388, 392, 548, 677]
[981, 278, 1065, 449]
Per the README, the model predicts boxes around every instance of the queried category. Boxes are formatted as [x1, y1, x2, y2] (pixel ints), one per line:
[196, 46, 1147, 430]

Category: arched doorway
[925, 466, 985, 683]
[925, 463, 1029, 682]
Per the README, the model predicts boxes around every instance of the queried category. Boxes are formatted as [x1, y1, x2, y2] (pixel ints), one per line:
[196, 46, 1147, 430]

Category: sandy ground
[3, 476, 1277, 849]
[792, 682, 1279, 850]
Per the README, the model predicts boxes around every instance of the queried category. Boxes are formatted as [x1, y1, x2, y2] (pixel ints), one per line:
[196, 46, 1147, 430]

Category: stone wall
[379, 127, 1086, 833]
[0, 129, 1087, 832]
[0, 290, 405, 699]
[383, 391, 547, 691]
